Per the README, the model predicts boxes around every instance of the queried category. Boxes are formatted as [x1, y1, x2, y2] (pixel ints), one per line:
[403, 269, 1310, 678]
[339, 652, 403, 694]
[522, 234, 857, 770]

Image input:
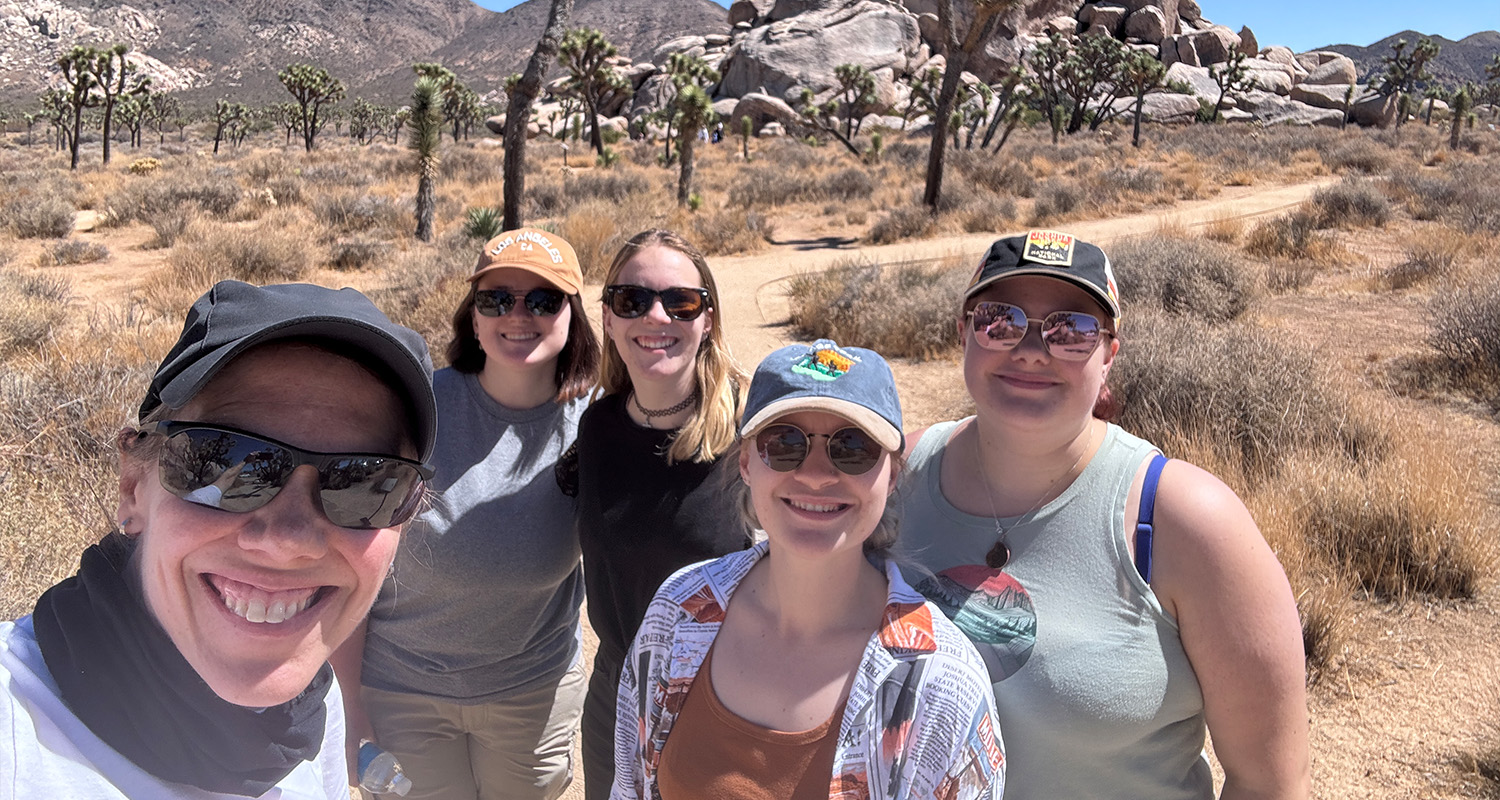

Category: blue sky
[468, 0, 1497, 52]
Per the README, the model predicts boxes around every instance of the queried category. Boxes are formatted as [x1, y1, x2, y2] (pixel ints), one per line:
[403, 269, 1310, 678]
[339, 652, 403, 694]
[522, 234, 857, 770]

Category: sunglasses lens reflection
[156, 426, 425, 529]
[755, 425, 880, 476]
[757, 425, 808, 472]
[606, 286, 707, 321]
[970, 302, 1104, 361]
[828, 428, 879, 475]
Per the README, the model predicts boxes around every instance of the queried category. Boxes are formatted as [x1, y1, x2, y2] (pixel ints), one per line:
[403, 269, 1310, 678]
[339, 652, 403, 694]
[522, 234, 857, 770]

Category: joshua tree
[1341, 84, 1355, 130]
[115, 94, 146, 148]
[211, 98, 248, 154]
[1378, 36, 1440, 128]
[54, 47, 96, 169]
[410, 77, 443, 242]
[148, 92, 180, 145]
[1026, 31, 1069, 145]
[1449, 84, 1471, 149]
[1058, 32, 1127, 133]
[901, 65, 941, 130]
[740, 114, 753, 160]
[831, 63, 878, 141]
[925, 0, 1026, 210]
[674, 83, 714, 207]
[978, 63, 1026, 149]
[558, 28, 625, 156]
[793, 87, 861, 156]
[1422, 85, 1449, 125]
[653, 52, 719, 165]
[1207, 51, 1254, 123]
[1118, 49, 1167, 148]
[278, 63, 345, 151]
[23, 112, 36, 147]
[504, 0, 573, 230]
[88, 44, 147, 165]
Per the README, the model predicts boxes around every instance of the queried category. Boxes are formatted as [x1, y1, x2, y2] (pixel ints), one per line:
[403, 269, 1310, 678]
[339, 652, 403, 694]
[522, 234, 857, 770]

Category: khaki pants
[361, 659, 586, 800]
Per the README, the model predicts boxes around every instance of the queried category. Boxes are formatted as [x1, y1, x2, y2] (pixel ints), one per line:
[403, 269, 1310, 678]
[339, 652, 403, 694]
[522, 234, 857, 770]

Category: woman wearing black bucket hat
[898, 230, 1309, 799]
[0, 280, 437, 798]
[612, 340, 1004, 800]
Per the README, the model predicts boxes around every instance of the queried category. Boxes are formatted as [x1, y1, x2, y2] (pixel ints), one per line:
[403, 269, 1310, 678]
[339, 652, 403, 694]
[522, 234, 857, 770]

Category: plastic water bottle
[357, 740, 412, 796]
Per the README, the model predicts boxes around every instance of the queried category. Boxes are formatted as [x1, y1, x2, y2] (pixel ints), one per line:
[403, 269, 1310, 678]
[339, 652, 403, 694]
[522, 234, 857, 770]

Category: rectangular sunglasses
[474, 287, 567, 317]
[603, 284, 711, 321]
[146, 421, 434, 529]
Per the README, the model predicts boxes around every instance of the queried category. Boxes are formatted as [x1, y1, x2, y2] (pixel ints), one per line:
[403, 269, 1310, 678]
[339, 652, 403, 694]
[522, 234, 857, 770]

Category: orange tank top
[656, 647, 846, 800]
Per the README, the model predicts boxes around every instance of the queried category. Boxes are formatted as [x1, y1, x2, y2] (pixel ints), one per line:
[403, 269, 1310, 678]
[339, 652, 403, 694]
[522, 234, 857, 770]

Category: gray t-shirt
[361, 368, 586, 703]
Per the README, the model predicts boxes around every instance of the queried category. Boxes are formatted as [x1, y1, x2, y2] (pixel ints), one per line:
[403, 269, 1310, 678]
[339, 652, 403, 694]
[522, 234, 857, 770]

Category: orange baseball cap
[470, 228, 583, 295]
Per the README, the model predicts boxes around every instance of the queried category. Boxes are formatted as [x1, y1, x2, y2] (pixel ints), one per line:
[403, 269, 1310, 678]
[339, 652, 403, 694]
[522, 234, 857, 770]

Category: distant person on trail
[333, 229, 601, 800]
[559, 229, 751, 800]
[611, 340, 1004, 800]
[0, 281, 437, 799]
[897, 230, 1310, 799]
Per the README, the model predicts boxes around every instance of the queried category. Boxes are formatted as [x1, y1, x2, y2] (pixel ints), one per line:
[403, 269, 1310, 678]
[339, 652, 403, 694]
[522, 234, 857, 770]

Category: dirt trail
[709, 177, 1339, 370]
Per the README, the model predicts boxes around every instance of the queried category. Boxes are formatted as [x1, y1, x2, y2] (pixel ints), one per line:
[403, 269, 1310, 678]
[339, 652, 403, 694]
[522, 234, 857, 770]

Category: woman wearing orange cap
[898, 230, 1309, 799]
[334, 229, 601, 800]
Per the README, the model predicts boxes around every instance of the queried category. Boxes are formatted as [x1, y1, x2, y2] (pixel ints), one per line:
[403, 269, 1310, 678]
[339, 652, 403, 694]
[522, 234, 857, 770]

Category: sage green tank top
[897, 419, 1213, 800]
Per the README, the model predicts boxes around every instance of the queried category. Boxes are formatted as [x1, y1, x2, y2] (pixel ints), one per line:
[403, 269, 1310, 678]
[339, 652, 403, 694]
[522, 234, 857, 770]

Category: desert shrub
[147, 218, 313, 313]
[526, 181, 569, 217]
[145, 204, 195, 249]
[1323, 140, 1392, 174]
[462, 206, 505, 241]
[568, 169, 651, 203]
[1202, 213, 1243, 244]
[686, 207, 774, 255]
[1110, 235, 1258, 322]
[301, 162, 372, 187]
[959, 194, 1017, 233]
[1309, 178, 1391, 229]
[786, 258, 968, 357]
[3, 193, 75, 238]
[867, 204, 935, 244]
[953, 152, 1034, 197]
[327, 238, 393, 271]
[822, 167, 875, 202]
[37, 239, 109, 266]
[128, 157, 160, 175]
[243, 151, 295, 184]
[1111, 307, 1383, 480]
[1426, 275, 1500, 395]
[1291, 443, 1496, 600]
[0, 244, 14, 268]
[1029, 177, 1085, 223]
[1451, 183, 1500, 235]
[1381, 238, 1460, 290]
[113, 173, 242, 223]
[882, 140, 928, 168]
[756, 138, 832, 171]
[561, 199, 626, 281]
[371, 238, 472, 355]
[438, 147, 504, 184]
[1385, 168, 1461, 220]
[1090, 166, 1165, 204]
[311, 191, 404, 236]
[264, 174, 305, 206]
[1244, 209, 1344, 262]
[1265, 260, 1317, 293]
[0, 270, 70, 355]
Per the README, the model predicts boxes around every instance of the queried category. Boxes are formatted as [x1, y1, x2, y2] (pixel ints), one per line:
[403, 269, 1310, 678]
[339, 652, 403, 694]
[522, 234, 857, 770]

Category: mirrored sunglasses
[967, 301, 1110, 361]
[475, 287, 567, 317]
[146, 421, 433, 530]
[603, 284, 711, 321]
[754, 423, 883, 476]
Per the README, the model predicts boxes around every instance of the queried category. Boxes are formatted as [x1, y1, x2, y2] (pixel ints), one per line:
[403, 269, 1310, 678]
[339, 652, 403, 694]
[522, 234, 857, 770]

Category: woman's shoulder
[901, 418, 966, 464]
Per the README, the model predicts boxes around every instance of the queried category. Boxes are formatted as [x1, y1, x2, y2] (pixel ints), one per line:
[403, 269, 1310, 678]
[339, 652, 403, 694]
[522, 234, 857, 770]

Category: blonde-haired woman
[567, 229, 750, 800]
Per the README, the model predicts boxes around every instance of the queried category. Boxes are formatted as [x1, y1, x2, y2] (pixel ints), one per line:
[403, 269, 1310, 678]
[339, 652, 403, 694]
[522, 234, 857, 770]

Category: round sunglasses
[603, 284, 711, 321]
[754, 423, 883, 476]
[475, 287, 567, 318]
[967, 301, 1112, 361]
[146, 421, 433, 530]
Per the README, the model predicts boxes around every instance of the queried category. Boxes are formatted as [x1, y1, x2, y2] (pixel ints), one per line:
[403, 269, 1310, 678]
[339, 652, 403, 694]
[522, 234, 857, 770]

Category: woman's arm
[329, 618, 374, 787]
[609, 639, 645, 800]
[1151, 461, 1310, 800]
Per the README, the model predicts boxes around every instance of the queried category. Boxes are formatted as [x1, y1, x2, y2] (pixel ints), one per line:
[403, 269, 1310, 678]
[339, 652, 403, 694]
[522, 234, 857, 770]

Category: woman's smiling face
[603, 245, 713, 387]
[118, 343, 409, 708]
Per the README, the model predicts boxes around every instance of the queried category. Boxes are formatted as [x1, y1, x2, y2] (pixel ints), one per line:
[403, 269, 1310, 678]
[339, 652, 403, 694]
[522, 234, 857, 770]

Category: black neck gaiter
[31, 533, 330, 797]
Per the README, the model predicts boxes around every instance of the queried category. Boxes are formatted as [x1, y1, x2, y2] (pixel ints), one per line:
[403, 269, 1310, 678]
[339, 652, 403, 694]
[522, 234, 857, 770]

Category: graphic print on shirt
[914, 564, 1036, 682]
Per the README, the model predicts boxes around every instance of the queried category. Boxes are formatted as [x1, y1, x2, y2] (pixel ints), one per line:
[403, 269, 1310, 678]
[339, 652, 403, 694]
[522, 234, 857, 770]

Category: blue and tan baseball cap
[966, 229, 1121, 326]
[740, 339, 903, 453]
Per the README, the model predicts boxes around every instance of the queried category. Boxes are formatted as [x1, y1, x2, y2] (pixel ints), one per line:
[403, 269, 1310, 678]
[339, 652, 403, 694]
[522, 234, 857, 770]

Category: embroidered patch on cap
[791, 340, 859, 381]
[1022, 229, 1076, 267]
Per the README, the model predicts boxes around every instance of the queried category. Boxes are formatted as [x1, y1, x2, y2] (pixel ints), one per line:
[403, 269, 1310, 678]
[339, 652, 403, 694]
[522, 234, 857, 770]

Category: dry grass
[1110, 234, 1259, 323]
[1245, 209, 1349, 263]
[3, 192, 75, 239]
[680, 205, 774, 256]
[141, 213, 316, 315]
[36, 239, 110, 267]
[1201, 213, 1243, 244]
[867, 204, 936, 244]
[0, 270, 72, 356]
[785, 256, 968, 358]
[1308, 178, 1391, 229]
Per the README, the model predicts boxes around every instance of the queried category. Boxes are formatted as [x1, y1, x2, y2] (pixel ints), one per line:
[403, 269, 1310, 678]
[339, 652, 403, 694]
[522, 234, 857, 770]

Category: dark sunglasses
[603, 284, 711, 321]
[474, 287, 567, 317]
[145, 421, 433, 530]
[967, 301, 1111, 361]
[754, 423, 883, 476]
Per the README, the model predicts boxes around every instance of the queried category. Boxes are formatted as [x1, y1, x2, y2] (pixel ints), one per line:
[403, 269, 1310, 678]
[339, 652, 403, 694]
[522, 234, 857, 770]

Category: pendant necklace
[632, 388, 699, 429]
[974, 422, 1095, 569]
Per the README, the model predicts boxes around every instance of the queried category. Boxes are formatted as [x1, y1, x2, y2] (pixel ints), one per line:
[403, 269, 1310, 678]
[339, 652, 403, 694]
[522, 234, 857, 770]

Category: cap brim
[741, 397, 903, 453]
[158, 318, 438, 463]
[469, 262, 581, 295]
[966, 267, 1120, 321]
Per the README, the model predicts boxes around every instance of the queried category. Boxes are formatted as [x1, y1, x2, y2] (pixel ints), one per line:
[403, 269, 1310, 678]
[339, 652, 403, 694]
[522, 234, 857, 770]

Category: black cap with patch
[966, 230, 1122, 325]
[141, 281, 438, 462]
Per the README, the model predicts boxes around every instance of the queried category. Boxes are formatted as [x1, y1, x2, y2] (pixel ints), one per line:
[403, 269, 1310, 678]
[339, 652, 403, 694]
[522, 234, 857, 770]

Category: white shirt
[0, 616, 349, 800]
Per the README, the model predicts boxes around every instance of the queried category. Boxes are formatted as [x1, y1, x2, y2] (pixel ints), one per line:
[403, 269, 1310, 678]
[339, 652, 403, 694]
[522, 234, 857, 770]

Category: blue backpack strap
[1134, 453, 1169, 584]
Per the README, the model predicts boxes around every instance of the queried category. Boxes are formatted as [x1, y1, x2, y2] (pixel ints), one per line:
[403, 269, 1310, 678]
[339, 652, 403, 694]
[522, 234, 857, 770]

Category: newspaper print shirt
[611, 540, 1005, 800]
